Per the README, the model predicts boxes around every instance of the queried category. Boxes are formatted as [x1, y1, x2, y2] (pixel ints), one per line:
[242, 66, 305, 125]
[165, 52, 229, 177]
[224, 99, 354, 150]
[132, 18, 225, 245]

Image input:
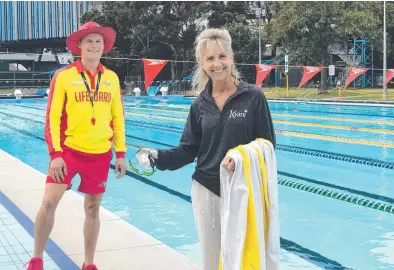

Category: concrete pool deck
[0, 148, 336, 270]
[0, 149, 201, 270]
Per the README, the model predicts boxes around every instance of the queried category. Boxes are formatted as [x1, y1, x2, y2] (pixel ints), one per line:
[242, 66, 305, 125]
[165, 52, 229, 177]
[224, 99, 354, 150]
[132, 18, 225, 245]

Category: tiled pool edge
[0, 149, 201, 270]
[0, 191, 79, 269]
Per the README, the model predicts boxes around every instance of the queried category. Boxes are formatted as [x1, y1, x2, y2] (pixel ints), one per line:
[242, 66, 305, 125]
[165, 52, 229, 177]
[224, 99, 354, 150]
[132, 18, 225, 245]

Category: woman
[138, 28, 275, 270]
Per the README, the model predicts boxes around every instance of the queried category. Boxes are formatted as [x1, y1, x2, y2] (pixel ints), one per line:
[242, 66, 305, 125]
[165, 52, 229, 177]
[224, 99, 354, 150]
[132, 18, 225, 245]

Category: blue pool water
[1, 96, 394, 269]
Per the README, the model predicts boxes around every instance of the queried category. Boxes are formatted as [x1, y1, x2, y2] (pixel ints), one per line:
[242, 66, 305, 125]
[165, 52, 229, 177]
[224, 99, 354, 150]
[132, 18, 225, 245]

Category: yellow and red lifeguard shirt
[44, 59, 126, 160]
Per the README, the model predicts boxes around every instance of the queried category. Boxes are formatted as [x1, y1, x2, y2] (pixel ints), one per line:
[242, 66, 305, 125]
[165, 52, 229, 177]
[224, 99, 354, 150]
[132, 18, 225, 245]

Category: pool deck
[0, 149, 201, 270]
[0, 153, 334, 270]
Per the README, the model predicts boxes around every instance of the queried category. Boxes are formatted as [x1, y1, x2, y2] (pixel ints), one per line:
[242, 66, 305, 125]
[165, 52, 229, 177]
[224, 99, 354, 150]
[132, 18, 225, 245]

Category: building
[0, 1, 101, 89]
[0, 1, 101, 47]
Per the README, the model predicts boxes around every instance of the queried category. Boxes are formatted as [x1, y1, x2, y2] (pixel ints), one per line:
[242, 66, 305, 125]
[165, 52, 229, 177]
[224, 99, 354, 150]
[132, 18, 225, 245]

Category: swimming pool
[1, 96, 394, 270]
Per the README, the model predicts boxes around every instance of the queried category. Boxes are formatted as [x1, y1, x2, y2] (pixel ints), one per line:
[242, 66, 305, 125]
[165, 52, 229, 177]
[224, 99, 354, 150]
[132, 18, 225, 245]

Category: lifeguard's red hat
[66, 22, 116, 55]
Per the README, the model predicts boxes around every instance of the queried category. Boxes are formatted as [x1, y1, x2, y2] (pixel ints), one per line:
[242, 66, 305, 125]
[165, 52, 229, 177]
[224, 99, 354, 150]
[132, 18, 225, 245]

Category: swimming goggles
[128, 149, 156, 176]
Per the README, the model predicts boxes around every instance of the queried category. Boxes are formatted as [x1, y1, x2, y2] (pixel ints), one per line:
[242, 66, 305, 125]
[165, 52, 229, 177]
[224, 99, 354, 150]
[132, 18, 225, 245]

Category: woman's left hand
[222, 156, 235, 175]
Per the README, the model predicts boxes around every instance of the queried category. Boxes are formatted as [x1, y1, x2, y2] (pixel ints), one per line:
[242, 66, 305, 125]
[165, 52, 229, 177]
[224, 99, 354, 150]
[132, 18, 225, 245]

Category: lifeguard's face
[200, 42, 234, 82]
[78, 33, 104, 60]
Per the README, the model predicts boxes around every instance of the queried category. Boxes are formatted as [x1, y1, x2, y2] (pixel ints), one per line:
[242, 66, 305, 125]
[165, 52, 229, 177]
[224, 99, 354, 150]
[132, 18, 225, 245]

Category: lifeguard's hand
[115, 158, 126, 179]
[137, 148, 158, 169]
[222, 156, 235, 175]
[49, 157, 67, 183]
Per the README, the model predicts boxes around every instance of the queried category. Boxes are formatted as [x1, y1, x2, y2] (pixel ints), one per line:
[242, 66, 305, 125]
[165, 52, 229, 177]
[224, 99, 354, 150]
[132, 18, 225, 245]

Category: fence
[124, 80, 194, 96]
[1, 60, 393, 102]
[0, 71, 51, 94]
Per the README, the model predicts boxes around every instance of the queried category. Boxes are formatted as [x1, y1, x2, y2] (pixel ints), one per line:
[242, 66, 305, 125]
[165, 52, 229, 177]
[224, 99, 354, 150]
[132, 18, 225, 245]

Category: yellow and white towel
[219, 138, 280, 270]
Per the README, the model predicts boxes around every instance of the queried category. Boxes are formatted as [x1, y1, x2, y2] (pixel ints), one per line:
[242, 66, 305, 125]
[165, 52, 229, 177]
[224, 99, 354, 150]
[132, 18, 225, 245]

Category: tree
[208, 1, 261, 79]
[266, 1, 382, 91]
[81, 1, 212, 82]
[79, 1, 393, 88]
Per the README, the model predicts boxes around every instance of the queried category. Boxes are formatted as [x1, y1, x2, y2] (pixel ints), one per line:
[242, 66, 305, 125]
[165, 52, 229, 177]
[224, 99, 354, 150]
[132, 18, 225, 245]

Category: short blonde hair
[192, 28, 240, 93]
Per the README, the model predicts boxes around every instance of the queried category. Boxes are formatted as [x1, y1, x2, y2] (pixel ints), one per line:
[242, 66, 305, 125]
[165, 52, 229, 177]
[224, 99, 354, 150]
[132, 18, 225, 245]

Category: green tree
[208, 1, 261, 78]
[81, 1, 212, 82]
[266, 1, 382, 91]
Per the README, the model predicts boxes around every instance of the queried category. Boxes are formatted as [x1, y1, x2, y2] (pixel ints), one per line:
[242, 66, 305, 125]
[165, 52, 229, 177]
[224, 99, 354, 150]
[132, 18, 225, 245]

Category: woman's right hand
[137, 148, 158, 169]
[49, 157, 67, 183]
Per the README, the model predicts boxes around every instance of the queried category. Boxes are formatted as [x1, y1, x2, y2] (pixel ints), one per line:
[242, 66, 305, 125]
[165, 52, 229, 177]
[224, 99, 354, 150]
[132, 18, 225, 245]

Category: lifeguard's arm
[44, 72, 66, 160]
[111, 78, 127, 158]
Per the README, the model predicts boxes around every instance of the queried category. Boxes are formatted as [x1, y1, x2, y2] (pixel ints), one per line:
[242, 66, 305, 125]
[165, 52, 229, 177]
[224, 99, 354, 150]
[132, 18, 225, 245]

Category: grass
[2, 87, 394, 102]
[0, 89, 15, 95]
[262, 87, 394, 101]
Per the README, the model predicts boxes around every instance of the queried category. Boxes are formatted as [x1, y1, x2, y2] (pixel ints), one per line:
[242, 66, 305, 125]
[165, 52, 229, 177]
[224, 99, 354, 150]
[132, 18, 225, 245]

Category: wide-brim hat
[66, 21, 116, 56]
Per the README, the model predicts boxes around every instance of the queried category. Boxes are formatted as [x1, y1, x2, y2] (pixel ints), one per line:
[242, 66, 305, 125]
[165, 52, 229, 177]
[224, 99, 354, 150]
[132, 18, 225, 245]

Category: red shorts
[46, 147, 113, 194]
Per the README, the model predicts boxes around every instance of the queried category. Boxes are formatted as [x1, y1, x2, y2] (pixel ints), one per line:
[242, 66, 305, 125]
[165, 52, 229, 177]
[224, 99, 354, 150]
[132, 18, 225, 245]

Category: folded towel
[219, 139, 280, 270]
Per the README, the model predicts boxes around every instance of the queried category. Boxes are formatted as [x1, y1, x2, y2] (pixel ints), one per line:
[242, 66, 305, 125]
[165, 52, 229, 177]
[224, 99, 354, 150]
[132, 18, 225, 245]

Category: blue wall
[0, 1, 92, 42]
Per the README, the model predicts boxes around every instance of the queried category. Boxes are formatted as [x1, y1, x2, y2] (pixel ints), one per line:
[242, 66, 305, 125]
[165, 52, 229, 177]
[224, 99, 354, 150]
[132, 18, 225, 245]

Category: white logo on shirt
[229, 109, 248, 118]
[72, 81, 84, 85]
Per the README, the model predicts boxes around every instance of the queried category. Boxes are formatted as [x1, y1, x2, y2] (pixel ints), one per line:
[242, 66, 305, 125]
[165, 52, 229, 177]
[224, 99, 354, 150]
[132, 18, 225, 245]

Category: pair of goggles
[128, 149, 156, 176]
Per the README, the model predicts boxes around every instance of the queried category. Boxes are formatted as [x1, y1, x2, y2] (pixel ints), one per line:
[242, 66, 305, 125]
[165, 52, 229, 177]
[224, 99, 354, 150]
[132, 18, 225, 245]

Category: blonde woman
[138, 28, 275, 269]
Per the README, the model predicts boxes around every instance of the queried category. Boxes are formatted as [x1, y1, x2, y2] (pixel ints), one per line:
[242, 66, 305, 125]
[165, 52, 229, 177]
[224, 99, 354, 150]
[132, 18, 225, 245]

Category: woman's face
[200, 42, 234, 83]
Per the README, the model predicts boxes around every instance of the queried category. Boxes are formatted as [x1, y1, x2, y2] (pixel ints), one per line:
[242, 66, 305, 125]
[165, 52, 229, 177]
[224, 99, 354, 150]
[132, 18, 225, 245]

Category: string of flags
[142, 58, 393, 89]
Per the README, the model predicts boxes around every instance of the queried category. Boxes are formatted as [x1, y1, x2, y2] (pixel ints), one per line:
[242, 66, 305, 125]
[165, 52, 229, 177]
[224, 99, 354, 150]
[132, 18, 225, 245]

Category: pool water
[0, 96, 394, 270]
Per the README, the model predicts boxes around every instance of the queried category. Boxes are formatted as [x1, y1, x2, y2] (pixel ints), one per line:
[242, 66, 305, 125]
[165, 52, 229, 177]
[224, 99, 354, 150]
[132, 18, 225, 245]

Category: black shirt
[155, 80, 276, 196]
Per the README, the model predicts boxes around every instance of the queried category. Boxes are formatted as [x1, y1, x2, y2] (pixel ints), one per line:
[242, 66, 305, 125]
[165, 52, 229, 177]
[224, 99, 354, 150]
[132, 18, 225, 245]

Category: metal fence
[0, 71, 51, 90]
[1, 67, 393, 102]
[124, 80, 194, 96]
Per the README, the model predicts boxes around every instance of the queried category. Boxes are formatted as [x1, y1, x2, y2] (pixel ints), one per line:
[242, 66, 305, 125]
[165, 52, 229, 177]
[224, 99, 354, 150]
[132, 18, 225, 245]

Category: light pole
[259, 16, 261, 64]
[255, 7, 262, 64]
[259, 2, 266, 64]
[383, 0, 387, 100]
